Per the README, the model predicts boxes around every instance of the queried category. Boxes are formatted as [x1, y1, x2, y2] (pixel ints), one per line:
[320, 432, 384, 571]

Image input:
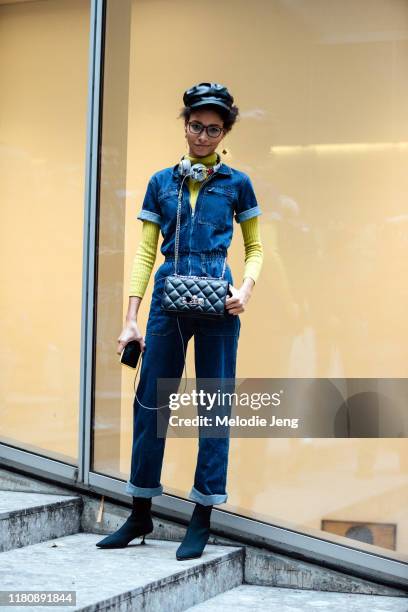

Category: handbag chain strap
[174, 174, 227, 280]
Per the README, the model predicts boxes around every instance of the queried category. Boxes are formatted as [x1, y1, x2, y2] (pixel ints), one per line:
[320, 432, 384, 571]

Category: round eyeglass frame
[187, 121, 224, 139]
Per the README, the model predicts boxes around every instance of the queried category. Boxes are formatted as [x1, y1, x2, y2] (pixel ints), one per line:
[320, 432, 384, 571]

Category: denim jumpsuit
[125, 160, 262, 505]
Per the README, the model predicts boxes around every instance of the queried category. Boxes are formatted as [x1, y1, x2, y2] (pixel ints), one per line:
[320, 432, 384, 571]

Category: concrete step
[0, 532, 243, 611]
[187, 584, 408, 611]
[0, 491, 82, 552]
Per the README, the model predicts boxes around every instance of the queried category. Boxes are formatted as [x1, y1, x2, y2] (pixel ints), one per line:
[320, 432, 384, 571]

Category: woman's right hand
[117, 319, 146, 355]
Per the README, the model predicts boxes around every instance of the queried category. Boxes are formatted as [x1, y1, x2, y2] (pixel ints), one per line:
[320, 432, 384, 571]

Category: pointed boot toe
[176, 503, 212, 560]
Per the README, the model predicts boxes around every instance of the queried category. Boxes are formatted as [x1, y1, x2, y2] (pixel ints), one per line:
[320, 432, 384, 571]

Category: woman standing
[96, 82, 264, 560]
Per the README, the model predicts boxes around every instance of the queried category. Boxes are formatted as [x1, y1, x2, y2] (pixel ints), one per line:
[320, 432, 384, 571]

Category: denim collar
[171, 161, 232, 177]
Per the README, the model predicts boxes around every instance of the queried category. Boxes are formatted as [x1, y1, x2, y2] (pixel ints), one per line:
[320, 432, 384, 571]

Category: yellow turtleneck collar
[185, 151, 219, 167]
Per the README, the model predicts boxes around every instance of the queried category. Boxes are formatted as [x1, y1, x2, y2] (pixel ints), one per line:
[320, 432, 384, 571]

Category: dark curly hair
[178, 103, 240, 134]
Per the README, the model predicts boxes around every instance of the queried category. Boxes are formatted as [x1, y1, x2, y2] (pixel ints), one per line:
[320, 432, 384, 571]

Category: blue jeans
[125, 252, 241, 506]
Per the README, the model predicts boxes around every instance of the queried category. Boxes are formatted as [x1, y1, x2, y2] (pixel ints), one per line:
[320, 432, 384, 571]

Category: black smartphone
[120, 340, 141, 369]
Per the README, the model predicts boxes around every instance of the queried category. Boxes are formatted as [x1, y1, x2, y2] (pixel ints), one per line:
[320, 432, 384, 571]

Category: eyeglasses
[187, 121, 224, 139]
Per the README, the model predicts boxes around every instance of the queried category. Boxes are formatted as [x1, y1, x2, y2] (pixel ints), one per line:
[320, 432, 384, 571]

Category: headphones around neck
[178, 153, 222, 182]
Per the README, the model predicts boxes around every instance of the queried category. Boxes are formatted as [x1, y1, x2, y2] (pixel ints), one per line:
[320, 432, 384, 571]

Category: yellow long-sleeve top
[129, 152, 264, 298]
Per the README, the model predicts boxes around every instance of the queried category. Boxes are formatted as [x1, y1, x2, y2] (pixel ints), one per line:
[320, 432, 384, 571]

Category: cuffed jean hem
[188, 485, 228, 506]
[125, 480, 163, 498]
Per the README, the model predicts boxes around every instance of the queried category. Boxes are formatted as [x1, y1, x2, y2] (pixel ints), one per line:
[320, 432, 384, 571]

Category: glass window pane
[94, 0, 408, 562]
[0, 0, 91, 463]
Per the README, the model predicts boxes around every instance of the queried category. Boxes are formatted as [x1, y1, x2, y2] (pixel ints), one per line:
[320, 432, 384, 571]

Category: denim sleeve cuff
[235, 205, 262, 223]
[137, 209, 162, 225]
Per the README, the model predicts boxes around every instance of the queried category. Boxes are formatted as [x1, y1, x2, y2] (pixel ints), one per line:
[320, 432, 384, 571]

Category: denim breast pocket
[198, 185, 235, 230]
[158, 188, 188, 232]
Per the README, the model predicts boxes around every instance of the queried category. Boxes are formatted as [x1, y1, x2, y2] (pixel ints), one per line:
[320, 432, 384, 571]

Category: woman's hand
[225, 283, 252, 315]
[117, 319, 146, 355]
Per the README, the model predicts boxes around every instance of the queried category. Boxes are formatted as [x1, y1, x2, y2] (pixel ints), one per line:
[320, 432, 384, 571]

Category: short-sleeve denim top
[137, 161, 262, 258]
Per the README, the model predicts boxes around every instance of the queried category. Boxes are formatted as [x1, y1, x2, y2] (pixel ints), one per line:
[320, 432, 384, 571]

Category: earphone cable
[132, 315, 188, 410]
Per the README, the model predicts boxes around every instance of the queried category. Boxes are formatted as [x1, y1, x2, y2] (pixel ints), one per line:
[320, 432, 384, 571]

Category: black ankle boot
[176, 503, 213, 560]
[96, 497, 153, 548]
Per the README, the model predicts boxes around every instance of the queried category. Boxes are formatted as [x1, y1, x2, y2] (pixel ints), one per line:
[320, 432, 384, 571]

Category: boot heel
[140, 534, 146, 545]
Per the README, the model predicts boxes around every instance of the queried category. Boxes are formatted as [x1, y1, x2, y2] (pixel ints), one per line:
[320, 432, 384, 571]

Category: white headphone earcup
[190, 164, 208, 181]
[178, 158, 191, 176]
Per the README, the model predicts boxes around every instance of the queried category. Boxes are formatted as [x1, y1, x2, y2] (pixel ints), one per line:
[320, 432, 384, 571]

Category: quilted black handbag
[161, 179, 231, 319]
